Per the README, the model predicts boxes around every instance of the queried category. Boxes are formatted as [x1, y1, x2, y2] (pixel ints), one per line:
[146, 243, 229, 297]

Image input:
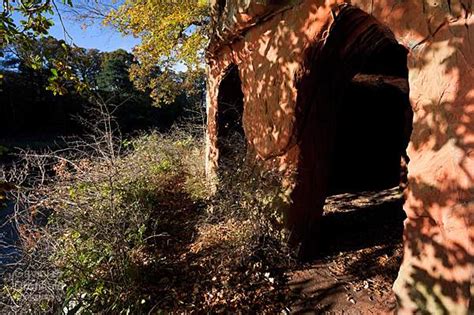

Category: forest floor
[287, 187, 405, 313]
[146, 185, 406, 312]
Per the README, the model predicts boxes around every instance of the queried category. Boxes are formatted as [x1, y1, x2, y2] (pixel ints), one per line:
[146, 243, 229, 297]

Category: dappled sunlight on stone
[206, 0, 473, 312]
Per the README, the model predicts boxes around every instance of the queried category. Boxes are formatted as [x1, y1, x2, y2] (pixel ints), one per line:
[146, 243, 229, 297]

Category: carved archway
[291, 5, 413, 258]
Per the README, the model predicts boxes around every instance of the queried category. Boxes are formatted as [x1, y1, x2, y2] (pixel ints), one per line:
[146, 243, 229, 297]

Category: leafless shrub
[0, 96, 293, 313]
[206, 130, 294, 266]
[0, 97, 208, 313]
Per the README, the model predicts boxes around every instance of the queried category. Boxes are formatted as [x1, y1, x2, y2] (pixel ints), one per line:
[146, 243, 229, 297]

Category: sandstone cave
[311, 8, 414, 266]
[207, 0, 473, 311]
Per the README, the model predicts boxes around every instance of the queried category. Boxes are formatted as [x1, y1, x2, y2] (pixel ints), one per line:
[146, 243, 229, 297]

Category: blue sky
[48, 11, 140, 52]
[11, 2, 140, 52]
[11, 3, 188, 71]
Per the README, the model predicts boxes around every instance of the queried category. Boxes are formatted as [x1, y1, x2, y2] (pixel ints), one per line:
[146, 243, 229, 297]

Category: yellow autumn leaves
[105, 0, 210, 104]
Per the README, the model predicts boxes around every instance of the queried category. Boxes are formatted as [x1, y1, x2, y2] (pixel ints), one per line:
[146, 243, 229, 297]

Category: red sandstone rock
[206, 0, 473, 313]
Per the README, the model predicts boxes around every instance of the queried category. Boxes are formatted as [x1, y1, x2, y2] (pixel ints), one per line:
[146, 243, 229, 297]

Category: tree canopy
[0, 37, 203, 135]
[1, 0, 209, 104]
[105, 0, 210, 103]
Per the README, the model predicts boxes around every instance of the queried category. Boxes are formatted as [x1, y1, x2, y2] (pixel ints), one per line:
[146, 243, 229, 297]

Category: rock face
[206, 0, 473, 313]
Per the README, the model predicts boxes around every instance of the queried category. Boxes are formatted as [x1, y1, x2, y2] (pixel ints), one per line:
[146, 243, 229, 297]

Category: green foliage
[212, 160, 291, 242]
[1, 126, 293, 312]
[44, 132, 207, 313]
[1, 0, 209, 106]
[0, 0, 73, 54]
[2, 36, 93, 94]
[1, 36, 203, 134]
[96, 49, 134, 92]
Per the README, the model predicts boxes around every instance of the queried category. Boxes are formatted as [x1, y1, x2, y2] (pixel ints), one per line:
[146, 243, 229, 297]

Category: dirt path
[127, 184, 407, 312]
[287, 187, 405, 313]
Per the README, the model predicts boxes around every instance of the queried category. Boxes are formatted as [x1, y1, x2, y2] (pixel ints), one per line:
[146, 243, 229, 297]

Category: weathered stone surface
[206, 0, 473, 313]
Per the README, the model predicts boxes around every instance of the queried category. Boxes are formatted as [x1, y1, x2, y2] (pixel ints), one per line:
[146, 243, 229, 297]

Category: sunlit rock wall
[355, 1, 473, 313]
[206, 0, 473, 313]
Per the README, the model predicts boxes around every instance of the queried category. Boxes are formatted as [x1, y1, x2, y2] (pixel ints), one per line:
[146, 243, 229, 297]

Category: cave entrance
[327, 28, 412, 196]
[303, 4, 413, 295]
[216, 64, 246, 171]
[321, 61, 412, 255]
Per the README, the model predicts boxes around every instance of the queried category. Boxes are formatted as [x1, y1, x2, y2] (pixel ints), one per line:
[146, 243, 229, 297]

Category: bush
[1, 105, 208, 313]
[50, 132, 206, 313]
[1, 106, 293, 313]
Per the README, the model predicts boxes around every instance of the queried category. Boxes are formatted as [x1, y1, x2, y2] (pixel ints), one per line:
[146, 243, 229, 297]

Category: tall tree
[96, 49, 134, 92]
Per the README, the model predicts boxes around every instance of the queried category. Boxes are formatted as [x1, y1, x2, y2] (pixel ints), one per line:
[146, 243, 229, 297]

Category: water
[0, 201, 21, 278]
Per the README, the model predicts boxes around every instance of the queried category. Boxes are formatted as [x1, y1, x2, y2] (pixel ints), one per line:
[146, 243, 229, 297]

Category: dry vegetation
[0, 104, 295, 313]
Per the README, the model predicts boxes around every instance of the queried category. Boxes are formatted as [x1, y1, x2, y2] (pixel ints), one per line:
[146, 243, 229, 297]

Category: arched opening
[292, 4, 413, 303]
[216, 64, 246, 170]
[318, 5, 413, 253]
[327, 22, 411, 194]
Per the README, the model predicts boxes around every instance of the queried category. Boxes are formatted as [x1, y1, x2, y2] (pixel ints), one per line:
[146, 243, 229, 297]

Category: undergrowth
[0, 109, 294, 313]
